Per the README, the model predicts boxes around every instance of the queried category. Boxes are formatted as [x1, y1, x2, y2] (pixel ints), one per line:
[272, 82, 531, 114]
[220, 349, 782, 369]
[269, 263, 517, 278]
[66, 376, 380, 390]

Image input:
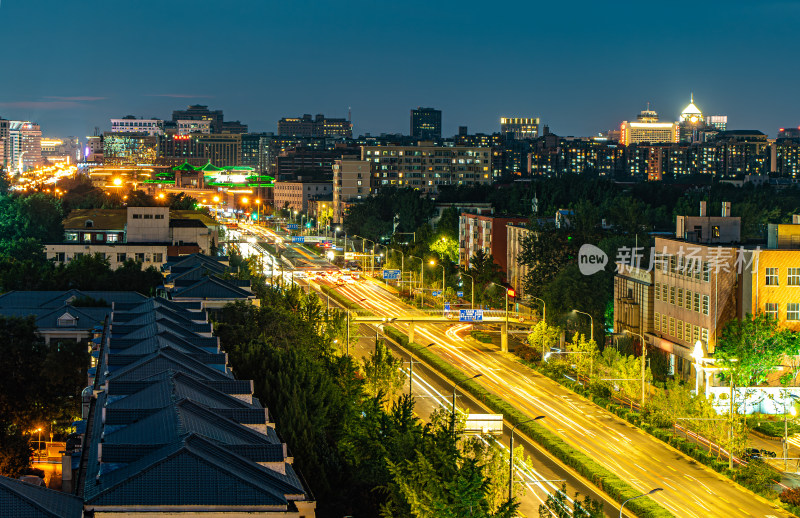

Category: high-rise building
[7, 121, 43, 172]
[333, 157, 371, 223]
[620, 108, 679, 146]
[171, 105, 224, 133]
[111, 116, 164, 136]
[459, 213, 527, 274]
[410, 107, 442, 140]
[277, 114, 352, 138]
[500, 117, 540, 140]
[362, 144, 491, 194]
[707, 116, 728, 131]
[0, 117, 8, 169]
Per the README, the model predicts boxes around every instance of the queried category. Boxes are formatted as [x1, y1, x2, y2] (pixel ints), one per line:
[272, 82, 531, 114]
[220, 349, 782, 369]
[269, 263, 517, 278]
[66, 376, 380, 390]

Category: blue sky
[0, 0, 798, 138]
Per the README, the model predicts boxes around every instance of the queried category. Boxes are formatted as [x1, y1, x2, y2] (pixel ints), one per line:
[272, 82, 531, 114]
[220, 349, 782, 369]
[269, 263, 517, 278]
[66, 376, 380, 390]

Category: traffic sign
[292, 236, 305, 243]
[383, 269, 401, 280]
[457, 291, 464, 297]
[287, 224, 299, 229]
[444, 303, 450, 311]
[459, 309, 483, 322]
[432, 290, 441, 297]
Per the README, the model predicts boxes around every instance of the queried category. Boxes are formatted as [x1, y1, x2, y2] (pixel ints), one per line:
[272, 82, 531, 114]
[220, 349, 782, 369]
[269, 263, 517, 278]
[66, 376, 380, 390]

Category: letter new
[578, 244, 608, 275]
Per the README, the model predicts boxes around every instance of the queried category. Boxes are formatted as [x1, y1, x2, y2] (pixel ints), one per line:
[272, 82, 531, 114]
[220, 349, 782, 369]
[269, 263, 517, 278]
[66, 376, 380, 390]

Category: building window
[84, 220, 93, 228]
[669, 317, 675, 336]
[702, 295, 710, 315]
[685, 321, 691, 340]
[662, 314, 667, 332]
[677, 320, 683, 340]
[693, 325, 700, 343]
[66, 232, 78, 241]
[703, 261, 710, 282]
[654, 312, 661, 331]
[83, 233, 91, 242]
[685, 290, 693, 309]
[670, 286, 675, 305]
[135, 253, 145, 262]
[766, 267, 779, 286]
[789, 268, 800, 286]
[107, 234, 119, 243]
[765, 303, 779, 319]
[701, 328, 708, 343]
[677, 288, 683, 308]
[788, 303, 800, 321]
[694, 292, 700, 312]
[654, 282, 660, 301]
[153, 253, 163, 263]
[55, 252, 65, 262]
[712, 225, 720, 238]
[662, 284, 667, 301]
[117, 253, 127, 262]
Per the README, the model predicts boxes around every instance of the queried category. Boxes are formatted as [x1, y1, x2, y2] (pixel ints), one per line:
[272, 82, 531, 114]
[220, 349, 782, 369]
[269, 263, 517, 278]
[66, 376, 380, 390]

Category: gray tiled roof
[0, 475, 83, 518]
[171, 276, 254, 300]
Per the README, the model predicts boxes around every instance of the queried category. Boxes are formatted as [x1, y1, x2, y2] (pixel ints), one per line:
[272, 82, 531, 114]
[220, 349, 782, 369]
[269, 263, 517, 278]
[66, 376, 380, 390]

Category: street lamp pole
[530, 296, 546, 324]
[391, 248, 405, 288]
[572, 309, 593, 342]
[784, 394, 799, 471]
[460, 271, 475, 310]
[509, 416, 545, 501]
[452, 374, 483, 435]
[619, 488, 663, 517]
[410, 343, 436, 396]
[408, 255, 423, 308]
[430, 260, 445, 297]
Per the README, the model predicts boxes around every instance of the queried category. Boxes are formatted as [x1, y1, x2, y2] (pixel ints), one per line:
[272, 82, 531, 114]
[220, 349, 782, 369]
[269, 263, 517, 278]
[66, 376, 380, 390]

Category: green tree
[362, 340, 407, 401]
[715, 313, 797, 387]
[538, 483, 603, 518]
[527, 321, 561, 356]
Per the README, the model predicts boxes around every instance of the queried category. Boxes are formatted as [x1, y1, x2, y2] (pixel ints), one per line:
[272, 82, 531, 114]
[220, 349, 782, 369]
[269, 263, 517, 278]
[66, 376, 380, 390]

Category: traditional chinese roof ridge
[103, 348, 233, 384]
[171, 275, 254, 300]
[172, 161, 201, 172]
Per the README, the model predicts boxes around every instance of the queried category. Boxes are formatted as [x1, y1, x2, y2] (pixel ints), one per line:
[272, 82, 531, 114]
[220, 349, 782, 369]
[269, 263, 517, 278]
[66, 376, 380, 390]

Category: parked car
[744, 447, 776, 459]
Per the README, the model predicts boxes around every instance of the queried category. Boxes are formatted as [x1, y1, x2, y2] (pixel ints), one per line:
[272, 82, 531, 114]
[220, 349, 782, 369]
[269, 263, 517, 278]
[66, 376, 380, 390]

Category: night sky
[0, 0, 798, 139]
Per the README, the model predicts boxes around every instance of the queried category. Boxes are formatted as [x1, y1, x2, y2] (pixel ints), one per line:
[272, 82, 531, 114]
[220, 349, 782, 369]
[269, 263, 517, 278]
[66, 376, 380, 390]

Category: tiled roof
[0, 475, 83, 518]
[172, 276, 254, 300]
[169, 218, 208, 229]
[0, 289, 146, 310]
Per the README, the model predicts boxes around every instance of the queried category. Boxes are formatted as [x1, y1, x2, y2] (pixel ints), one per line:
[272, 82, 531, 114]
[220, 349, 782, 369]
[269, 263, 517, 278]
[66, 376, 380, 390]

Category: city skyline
[1, 0, 798, 138]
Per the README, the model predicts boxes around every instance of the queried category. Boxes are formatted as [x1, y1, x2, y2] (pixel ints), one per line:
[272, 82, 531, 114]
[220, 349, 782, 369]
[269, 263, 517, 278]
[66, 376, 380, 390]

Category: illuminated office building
[277, 114, 352, 138]
[500, 117, 540, 140]
[620, 108, 679, 146]
[111, 117, 164, 136]
[410, 107, 442, 140]
[707, 115, 728, 131]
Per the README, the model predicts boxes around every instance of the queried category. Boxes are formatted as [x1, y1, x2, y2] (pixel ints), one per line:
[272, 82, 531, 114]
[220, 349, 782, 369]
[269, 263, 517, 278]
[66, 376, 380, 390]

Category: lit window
[685, 290, 693, 309]
[654, 282, 660, 301]
[670, 286, 675, 305]
[702, 295, 710, 315]
[788, 303, 800, 321]
[669, 317, 675, 336]
[654, 312, 661, 331]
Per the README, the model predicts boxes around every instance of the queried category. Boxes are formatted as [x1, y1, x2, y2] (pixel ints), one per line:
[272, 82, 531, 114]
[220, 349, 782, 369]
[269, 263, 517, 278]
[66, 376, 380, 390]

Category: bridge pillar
[409, 321, 416, 344]
[501, 323, 508, 353]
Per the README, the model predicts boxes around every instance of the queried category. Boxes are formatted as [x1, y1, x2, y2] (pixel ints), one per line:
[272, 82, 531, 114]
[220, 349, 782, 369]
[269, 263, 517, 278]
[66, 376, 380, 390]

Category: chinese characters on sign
[615, 245, 758, 275]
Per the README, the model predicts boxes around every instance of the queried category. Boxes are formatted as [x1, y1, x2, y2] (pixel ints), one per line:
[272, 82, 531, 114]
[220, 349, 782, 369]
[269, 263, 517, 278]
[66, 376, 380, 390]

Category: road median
[384, 325, 674, 518]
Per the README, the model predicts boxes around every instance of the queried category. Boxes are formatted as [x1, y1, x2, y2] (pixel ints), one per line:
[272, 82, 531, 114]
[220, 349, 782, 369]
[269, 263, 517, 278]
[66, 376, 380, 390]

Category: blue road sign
[444, 303, 450, 311]
[459, 309, 483, 322]
[457, 291, 464, 297]
[432, 290, 441, 297]
[287, 224, 299, 229]
[292, 236, 305, 243]
[383, 269, 401, 280]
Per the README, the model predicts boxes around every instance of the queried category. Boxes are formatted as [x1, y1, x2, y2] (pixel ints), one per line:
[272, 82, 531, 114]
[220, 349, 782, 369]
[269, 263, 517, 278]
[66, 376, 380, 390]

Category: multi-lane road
[234, 223, 792, 518]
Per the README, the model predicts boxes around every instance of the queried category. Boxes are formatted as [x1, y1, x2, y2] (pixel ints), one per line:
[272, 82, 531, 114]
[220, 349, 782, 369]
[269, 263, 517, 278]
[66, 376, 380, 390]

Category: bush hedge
[384, 325, 674, 518]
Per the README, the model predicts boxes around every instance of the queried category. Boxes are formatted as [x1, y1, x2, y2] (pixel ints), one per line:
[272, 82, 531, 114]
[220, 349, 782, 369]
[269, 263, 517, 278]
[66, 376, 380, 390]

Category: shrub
[781, 487, 800, 506]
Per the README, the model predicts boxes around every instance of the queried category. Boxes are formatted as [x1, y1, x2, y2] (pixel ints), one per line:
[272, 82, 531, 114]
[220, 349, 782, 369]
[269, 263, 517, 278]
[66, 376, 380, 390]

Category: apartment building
[506, 223, 531, 296]
[362, 144, 492, 194]
[333, 157, 371, 223]
[459, 213, 527, 274]
[274, 179, 332, 213]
